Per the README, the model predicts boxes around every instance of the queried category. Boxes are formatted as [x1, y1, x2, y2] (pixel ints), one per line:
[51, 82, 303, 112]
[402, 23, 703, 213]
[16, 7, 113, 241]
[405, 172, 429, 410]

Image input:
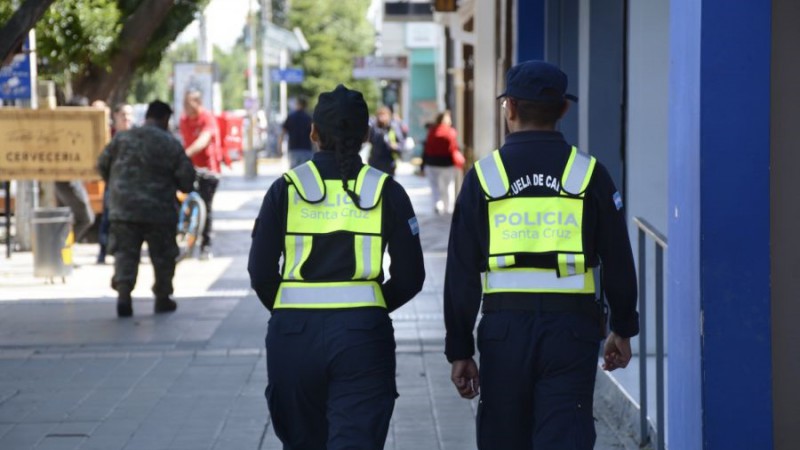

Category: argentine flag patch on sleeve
[613, 191, 623, 210]
[408, 217, 420, 236]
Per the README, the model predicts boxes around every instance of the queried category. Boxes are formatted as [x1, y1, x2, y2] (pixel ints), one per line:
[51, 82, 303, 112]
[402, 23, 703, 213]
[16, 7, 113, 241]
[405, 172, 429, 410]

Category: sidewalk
[0, 160, 639, 449]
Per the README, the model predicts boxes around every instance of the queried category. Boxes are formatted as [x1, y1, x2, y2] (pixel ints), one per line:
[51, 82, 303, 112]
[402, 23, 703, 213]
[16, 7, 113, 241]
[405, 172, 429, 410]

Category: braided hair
[312, 85, 371, 209]
[318, 131, 363, 207]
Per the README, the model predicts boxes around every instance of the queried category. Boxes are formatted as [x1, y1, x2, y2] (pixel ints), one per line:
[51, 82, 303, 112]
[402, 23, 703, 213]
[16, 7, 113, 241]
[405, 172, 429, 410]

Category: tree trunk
[73, 0, 176, 102]
[108, 70, 135, 107]
[0, 0, 56, 66]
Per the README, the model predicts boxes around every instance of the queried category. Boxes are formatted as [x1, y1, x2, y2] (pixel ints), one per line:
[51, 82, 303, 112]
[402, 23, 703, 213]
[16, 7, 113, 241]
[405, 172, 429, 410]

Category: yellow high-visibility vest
[474, 146, 597, 294]
[274, 161, 389, 309]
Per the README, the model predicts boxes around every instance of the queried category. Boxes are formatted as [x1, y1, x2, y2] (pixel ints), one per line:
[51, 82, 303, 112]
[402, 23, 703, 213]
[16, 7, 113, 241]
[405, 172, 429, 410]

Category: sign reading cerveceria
[0, 108, 108, 181]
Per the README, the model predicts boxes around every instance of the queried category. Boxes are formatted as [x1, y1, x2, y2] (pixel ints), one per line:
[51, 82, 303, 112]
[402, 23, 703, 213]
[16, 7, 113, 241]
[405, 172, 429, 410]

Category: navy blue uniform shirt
[444, 130, 639, 362]
[282, 109, 313, 151]
[249, 151, 425, 311]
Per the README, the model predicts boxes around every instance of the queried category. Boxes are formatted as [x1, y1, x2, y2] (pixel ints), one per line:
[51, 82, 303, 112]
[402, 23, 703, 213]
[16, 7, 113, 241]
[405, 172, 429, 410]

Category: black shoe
[154, 296, 177, 314]
[117, 292, 133, 317]
[199, 247, 213, 261]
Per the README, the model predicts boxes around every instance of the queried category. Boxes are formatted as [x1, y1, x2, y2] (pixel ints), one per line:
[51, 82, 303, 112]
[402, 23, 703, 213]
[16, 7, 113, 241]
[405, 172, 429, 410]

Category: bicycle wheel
[176, 194, 207, 261]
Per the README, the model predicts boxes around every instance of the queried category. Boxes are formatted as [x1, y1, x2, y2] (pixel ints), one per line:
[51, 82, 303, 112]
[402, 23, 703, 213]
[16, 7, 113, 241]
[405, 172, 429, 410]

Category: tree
[0, 0, 56, 67]
[0, 0, 209, 104]
[127, 41, 196, 105]
[75, 0, 210, 104]
[288, 0, 377, 110]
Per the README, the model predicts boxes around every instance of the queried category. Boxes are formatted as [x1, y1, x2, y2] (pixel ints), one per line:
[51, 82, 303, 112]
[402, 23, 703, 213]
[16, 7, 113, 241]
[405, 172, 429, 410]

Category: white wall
[627, 0, 670, 354]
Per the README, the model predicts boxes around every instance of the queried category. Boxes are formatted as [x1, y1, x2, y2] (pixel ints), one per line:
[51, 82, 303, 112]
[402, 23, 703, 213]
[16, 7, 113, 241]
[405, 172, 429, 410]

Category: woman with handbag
[422, 110, 463, 215]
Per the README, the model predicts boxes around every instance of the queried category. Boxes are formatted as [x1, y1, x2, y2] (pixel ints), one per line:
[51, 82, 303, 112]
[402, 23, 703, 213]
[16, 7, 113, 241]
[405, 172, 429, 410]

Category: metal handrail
[632, 216, 667, 450]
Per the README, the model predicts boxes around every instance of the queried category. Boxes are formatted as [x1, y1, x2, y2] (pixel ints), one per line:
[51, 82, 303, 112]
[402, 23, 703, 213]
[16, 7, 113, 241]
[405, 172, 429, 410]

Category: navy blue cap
[497, 60, 578, 102]
[313, 84, 369, 139]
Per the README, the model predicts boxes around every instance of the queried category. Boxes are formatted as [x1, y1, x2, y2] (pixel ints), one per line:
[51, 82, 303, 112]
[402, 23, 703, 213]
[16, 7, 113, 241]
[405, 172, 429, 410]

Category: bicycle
[175, 189, 207, 262]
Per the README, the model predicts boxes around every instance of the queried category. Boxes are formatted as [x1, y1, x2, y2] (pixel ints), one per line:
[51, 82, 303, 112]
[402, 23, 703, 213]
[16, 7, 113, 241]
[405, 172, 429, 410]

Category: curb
[594, 366, 656, 450]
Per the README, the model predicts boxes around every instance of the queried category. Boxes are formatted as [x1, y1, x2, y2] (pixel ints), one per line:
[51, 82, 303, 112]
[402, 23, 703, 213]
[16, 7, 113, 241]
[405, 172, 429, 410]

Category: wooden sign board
[0, 108, 109, 181]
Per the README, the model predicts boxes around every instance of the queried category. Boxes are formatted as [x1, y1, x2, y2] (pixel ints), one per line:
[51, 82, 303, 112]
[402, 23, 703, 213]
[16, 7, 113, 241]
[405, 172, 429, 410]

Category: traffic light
[433, 0, 458, 13]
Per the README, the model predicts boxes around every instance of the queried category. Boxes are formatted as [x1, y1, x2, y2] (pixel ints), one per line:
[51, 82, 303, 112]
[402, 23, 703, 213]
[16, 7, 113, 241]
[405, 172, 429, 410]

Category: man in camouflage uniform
[98, 100, 196, 317]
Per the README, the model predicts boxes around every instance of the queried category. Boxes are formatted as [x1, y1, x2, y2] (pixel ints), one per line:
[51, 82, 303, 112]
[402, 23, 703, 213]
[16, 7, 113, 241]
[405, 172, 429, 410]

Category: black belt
[482, 293, 603, 318]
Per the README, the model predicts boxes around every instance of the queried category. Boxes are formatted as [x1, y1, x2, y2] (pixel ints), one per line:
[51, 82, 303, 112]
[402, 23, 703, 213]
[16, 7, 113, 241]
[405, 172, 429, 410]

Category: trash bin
[32, 207, 74, 279]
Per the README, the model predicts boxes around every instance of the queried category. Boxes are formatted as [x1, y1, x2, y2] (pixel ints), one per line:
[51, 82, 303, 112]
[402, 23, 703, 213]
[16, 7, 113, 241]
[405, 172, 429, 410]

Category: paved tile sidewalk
[0, 161, 638, 449]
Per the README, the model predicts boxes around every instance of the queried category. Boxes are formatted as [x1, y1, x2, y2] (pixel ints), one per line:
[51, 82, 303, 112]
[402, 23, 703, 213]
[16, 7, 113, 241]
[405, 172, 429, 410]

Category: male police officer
[98, 101, 195, 317]
[443, 60, 639, 449]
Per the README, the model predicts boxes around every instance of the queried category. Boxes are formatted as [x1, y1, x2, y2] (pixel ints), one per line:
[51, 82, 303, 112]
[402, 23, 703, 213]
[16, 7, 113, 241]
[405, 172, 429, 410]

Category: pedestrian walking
[443, 60, 640, 449]
[422, 110, 463, 215]
[368, 105, 405, 176]
[98, 100, 195, 318]
[279, 96, 314, 168]
[248, 85, 425, 449]
[179, 89, 221, 260]
[97, 102, 135, 264]
[55, 96, 95, 243]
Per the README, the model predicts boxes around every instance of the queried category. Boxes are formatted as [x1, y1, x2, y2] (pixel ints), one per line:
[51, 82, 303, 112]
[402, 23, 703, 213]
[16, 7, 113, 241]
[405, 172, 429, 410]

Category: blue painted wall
[517, 0, 544, 62]
[667, 0, 702, 446]
[698, 1, 773, 448]
[669, 0, 773, 448]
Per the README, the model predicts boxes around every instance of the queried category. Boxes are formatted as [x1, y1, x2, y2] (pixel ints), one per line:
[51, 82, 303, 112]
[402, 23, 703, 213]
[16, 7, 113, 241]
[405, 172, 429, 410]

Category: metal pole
[261, 0, 273, 119]
[637, 228, 649, 447]
[15, 29, 39, 251]
[4, 181, 10, 258]
[244, 0, 259, 178]
[655, 244, 666, 450]
[279, 49, 288, 121]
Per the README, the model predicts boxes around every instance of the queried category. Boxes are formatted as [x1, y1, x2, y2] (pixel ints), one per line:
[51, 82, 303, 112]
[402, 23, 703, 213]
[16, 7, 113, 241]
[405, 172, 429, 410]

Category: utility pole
[197, 10, 222, 114]
[261, 0, 273, 124]
[15, 28, 39, 252]
[244, 0, 260, 178]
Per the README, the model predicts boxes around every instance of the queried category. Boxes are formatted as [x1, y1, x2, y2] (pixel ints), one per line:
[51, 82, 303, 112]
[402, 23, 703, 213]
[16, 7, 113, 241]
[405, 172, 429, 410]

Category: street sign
[0, 108, 109, 181]
[243, 95, 259, 113]
[353, 56, 409, 80]
[173, 62, 216, 121]
[0, 38, 32, 100]
[270, 68, 305, 84]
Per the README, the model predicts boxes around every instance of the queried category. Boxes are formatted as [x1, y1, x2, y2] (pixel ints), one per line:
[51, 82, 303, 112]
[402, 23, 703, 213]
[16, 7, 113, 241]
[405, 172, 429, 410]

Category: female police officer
[248, 85, 425, 449]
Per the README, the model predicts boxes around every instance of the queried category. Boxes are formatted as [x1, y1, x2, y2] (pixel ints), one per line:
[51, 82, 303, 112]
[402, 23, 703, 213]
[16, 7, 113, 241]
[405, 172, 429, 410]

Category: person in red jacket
[423, 110, 462, 214]
[179, 89, 221, 259]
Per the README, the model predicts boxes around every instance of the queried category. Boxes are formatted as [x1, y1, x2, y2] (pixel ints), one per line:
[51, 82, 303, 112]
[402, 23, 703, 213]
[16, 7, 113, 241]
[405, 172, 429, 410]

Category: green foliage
[214, 44, 248, 111]
[127, 41, 196, 104]
[132, 0, 209, 74]
[1, 0, 208, 99]
[0, 0, 121, 86]
[288, 0, 378, 110]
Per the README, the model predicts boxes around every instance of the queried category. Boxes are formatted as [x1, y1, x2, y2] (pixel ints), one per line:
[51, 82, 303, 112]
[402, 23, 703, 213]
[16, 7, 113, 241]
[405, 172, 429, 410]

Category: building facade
[438, 0, 799, 449]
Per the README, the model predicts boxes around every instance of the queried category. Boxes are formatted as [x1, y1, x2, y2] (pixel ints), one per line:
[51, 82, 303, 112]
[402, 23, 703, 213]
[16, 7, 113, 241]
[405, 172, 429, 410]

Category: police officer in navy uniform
[443, 61, 639, 449]
[248, 85, 425, 449]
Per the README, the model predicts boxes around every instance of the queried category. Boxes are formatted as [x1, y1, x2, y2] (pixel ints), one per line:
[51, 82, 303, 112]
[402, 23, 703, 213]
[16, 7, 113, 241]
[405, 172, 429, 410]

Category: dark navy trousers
[476, 310, 602, 450]
[265, 308, 397, 450]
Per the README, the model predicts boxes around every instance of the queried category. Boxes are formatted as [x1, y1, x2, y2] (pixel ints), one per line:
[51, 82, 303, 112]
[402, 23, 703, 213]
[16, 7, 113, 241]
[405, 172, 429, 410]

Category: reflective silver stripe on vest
[477, 153, 507, 198]
[287, 235, 305, 280]
[359, 235, 373, 279]
[495, 256, 511, 268]
[562, 148, 592, 195]
[358, 167, 384, 208]
[486, 270, 586, 291]
[564, 254, 577, 276]
[280, 284, 378, 305]
[293, 163, 324, 202]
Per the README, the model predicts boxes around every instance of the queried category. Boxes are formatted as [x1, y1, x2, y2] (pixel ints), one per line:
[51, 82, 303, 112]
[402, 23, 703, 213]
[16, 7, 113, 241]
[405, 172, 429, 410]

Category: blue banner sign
[270, 68, 305, 84]
[0, 39, 32, 100]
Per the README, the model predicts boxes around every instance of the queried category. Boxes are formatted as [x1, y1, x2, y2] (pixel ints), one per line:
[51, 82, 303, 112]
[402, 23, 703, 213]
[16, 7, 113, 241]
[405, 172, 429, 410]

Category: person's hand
[602, 332, 632, 371]
[451, 358, 480, 399]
